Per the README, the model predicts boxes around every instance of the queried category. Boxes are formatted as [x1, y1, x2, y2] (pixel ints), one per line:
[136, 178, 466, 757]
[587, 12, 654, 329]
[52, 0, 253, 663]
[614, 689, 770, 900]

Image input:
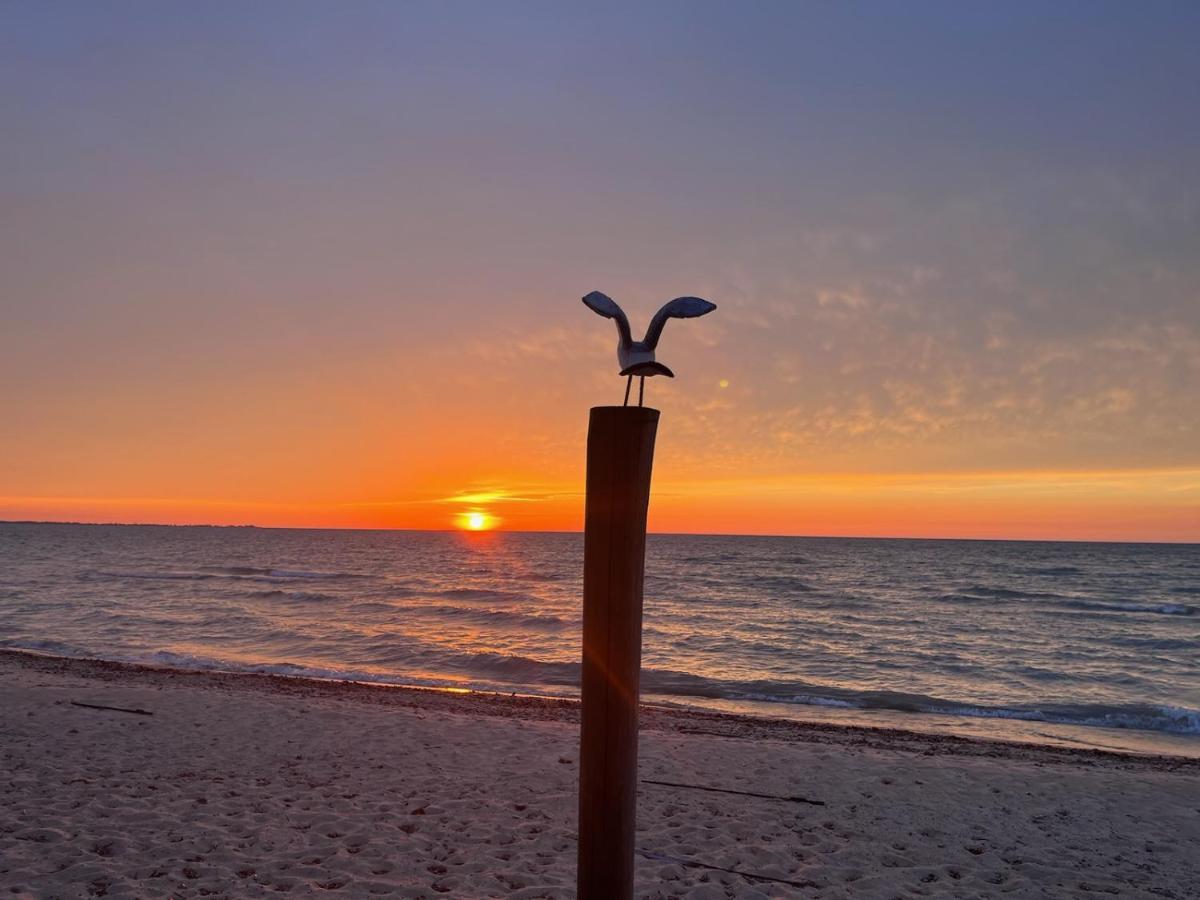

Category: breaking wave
[5, 638, 1198, 737]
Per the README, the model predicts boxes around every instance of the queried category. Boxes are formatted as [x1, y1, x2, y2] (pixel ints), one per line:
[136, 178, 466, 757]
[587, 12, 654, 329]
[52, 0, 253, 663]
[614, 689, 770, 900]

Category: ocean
[2, 522, 1197, 756]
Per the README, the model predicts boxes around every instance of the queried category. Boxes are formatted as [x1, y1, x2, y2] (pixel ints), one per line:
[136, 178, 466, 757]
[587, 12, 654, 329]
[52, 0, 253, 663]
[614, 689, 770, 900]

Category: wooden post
[577, 405, 659, 900]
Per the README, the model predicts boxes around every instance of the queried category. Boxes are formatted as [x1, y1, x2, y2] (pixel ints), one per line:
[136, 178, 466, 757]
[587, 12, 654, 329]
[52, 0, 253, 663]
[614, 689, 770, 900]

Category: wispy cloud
[433, 489, 547, 505]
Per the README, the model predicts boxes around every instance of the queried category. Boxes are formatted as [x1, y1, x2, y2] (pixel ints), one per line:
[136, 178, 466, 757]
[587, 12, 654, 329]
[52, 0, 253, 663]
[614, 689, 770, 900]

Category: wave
[6, 637, 1198, 737]
[93, 567, 366, 584]
[956, 584, 1068, 600]
[0, 637, 93, 657]
[1109, 635, 1198, 651]
[928, 702, 1200, 736]
[665, 679, 1200, 736]
[936, 589, 1195, 617]
[132, 647, 584, 691]
[525, 571, 569, 583]
[396, 604, 573, 631]
[246, 589, 340, 604]
[124, 651, 492, 691]
[203, 565, 366, 580]
[93, 570, 218, 582]
[306, 598, 574, 631]
[1054, 599, 1195, 616]
[270, 569, 362, 580]
[426, 588, 541, 604]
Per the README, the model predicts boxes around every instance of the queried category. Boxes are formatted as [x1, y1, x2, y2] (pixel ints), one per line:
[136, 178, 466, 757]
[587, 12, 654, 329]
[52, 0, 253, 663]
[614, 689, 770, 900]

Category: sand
[1, 650, 1197, 899]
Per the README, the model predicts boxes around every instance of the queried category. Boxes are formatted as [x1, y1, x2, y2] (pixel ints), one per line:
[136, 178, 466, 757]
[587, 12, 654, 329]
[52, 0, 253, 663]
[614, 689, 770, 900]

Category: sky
[2, 1, 1198, 541]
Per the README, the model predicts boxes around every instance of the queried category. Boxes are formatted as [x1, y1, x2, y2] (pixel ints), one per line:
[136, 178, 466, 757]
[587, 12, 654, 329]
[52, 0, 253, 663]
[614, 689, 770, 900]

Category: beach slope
[1, 650, 1197, 898]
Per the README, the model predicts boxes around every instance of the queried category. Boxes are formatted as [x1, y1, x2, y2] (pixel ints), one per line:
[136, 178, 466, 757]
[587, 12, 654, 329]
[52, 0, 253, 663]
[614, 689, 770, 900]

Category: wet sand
[2, 649, 1198, 898]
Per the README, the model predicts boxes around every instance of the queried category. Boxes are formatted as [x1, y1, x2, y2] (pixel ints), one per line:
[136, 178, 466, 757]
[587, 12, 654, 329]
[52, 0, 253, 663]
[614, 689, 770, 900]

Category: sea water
[2, 522, 1197, 756]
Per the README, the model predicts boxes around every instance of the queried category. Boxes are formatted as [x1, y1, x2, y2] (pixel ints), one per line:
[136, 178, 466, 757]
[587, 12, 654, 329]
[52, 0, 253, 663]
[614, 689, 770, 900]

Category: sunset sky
[2, 2, 1198, 541]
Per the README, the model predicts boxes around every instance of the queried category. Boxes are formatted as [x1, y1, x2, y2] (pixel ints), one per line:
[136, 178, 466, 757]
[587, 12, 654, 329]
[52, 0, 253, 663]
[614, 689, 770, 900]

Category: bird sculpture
[583, 290, 717, 406]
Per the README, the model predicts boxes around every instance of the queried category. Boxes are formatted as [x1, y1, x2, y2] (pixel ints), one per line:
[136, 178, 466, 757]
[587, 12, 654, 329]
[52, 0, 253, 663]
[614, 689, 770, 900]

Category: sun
[458, 510, 494, 531]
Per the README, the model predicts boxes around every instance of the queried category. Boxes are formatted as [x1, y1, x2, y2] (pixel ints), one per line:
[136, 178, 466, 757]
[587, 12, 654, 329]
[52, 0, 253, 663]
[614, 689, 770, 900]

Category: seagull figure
[583, 291, 717, 406]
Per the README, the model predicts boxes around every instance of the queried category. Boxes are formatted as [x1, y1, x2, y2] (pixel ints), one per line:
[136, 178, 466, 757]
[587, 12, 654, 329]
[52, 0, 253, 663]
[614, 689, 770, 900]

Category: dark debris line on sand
[641, 778, 825, 806]
[69, 700, 154, 716]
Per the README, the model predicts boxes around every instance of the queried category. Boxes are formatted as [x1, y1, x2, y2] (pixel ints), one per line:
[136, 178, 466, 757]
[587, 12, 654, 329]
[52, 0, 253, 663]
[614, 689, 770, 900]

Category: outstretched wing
[643, 296, 716, 349]
[582, 291, 632, 347]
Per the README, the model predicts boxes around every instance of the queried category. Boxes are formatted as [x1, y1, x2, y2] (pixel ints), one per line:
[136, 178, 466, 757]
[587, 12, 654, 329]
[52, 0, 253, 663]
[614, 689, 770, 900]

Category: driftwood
[70, 701, 153, 716]
[641, 778, 825, 806]
[636, 848, 821, 889]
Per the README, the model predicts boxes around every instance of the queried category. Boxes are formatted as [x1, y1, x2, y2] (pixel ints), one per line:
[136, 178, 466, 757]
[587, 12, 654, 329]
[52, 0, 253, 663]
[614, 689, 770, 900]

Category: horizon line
[2, 518, 1196, 547]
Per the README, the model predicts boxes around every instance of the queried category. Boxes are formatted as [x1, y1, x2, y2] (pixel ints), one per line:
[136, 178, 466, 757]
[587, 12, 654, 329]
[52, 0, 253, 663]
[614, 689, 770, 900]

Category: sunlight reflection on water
[2, 523, 1198, 755]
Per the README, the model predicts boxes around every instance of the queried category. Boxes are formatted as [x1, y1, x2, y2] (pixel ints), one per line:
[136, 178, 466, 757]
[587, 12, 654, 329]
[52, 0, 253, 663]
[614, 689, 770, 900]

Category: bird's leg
[623, 374, 632, 407]
[638, 376, 645, 407]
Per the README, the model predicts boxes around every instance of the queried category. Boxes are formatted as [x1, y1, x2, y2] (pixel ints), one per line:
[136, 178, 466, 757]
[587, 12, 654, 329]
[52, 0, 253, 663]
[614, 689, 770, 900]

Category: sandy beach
[1, 649, 1197, 899]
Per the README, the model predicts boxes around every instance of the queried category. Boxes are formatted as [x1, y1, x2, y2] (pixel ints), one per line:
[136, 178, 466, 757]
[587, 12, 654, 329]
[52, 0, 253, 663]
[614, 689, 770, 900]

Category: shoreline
[4, 648, 1196, 772]
[4, 642, 1197, 759]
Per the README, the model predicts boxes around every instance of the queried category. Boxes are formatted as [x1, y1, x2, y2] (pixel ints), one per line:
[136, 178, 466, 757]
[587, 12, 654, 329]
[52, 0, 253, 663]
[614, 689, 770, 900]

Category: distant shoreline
[2, 519, 1196, 546]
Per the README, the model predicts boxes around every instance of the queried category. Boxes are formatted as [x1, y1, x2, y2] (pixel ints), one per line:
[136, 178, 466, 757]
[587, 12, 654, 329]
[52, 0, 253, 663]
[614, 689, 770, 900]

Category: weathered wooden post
[576, 291, 715, 900]
[577, 405, 658, 899]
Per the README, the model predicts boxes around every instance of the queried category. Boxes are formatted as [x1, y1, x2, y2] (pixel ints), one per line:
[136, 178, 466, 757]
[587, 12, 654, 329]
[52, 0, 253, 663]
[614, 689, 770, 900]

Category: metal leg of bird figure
[623, 375, 632, 407]
[638, 376, 645, 407]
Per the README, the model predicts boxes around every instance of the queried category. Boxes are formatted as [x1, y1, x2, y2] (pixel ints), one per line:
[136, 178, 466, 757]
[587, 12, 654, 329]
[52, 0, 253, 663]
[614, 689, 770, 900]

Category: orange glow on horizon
[1, 465, 1196, 543]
